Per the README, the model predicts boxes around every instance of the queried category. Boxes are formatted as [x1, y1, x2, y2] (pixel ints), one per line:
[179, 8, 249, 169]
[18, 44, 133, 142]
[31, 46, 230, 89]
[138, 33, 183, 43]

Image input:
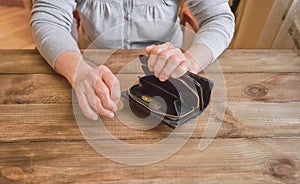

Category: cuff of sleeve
[192, 30, 229, 62]
[34, 28, 81, 69]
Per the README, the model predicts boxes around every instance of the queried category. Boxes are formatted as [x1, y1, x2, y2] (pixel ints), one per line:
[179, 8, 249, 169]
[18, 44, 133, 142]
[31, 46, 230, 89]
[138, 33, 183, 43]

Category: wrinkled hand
[145, 42, 201, 82]
[73, 64, 121, 120]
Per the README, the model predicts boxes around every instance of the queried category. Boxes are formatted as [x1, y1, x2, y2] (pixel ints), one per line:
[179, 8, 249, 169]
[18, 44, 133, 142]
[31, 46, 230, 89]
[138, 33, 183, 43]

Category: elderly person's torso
[76, 0, 183, 49]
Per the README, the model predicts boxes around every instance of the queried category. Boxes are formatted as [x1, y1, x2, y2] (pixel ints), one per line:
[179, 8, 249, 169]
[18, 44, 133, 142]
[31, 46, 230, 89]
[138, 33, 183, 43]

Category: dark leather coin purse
[122, 55, 214, 128]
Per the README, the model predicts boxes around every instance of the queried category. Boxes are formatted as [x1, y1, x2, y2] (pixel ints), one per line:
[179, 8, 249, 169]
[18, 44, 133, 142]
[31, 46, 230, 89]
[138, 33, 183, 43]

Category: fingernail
[108, 112, 114, 118]
[159, 76, 166, 82]
[113, 104, 118, 112]
[92, 115, 98, 121]
[171, 73, 179, 78]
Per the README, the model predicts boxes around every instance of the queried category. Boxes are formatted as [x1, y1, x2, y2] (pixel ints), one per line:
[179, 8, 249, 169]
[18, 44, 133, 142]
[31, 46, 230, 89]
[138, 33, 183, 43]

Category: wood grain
[0, 50, 52, 74]
[0, 74, 71, 104]
[0, 49, 299, 183]
[0, 50, 300, 74]
[1, 73, 299, 105]
[0, 0, 25, 7]
[0, 139, 299, 183]
[0, 102, 299, 142]
[218, 50, 300, 73]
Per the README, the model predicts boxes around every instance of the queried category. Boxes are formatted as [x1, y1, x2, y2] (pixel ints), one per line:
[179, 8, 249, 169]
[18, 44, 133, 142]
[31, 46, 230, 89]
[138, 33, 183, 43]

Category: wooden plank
[0, 50, 300, 74]
[0, 102, 299, 141]
[224, 73, 300, 102]
[1, 73, 299, 105]
[0, 138, 299, 183]
[0, 49, 144, 74]
[0, 50, 299, 183]
[0, 50, 53, 74]
[218, 50, 300, 73]
[0, 74, 71, 104]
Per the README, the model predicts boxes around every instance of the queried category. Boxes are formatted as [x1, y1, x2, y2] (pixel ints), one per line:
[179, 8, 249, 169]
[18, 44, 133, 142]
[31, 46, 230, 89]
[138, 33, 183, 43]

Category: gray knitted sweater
[30, 0, 235, 68]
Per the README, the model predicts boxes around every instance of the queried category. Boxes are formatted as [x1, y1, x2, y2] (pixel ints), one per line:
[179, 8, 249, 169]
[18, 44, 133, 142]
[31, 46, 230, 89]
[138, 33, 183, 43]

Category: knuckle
[164, 42, 172, 47]
[169, 55, 180, 64]
[173, 47, 181, 52]
[181, 61, 190, 69]
[154, 45, 167, 54]
[101, 65, 111, 74]
[95, 101, 107, 115]
[97, 65, 105, 72]
[158, 50, 168, 58]
[96, 107, 105, 115]
[97, 109, 107, 116]
[101, 101, 113, 112]
[151, 47, 160, 55]
[111, 75, 119, 85]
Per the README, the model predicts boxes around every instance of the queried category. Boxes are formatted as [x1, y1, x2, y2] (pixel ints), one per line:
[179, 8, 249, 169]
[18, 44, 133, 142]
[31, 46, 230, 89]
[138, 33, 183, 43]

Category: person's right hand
[73, 64, 121, 120]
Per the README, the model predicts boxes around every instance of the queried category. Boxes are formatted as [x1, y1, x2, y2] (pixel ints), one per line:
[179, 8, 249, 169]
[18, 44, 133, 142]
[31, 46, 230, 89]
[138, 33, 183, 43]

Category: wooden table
[0, 49, 299, 183]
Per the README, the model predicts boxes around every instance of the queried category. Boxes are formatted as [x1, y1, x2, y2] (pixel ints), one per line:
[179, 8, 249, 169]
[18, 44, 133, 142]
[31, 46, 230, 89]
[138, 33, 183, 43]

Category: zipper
[122, 0, 131, 48]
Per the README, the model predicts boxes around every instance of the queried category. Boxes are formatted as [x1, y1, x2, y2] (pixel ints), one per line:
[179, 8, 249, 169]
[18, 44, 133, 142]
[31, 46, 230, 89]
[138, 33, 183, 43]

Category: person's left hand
[145, 42, 201, 82]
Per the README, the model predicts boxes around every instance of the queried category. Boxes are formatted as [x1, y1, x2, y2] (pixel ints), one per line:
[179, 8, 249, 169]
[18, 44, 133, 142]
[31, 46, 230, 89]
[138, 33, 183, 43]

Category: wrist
[54, 51, 93, 86]
[184, 44, 214, 73]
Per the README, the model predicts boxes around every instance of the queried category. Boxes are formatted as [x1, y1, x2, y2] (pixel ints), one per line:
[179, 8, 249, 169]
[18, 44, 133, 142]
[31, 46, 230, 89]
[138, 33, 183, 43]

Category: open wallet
[121, 55, 214, 128]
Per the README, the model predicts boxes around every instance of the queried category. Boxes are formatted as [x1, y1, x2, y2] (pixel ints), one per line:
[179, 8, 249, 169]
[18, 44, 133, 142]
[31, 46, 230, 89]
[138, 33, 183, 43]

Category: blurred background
[0, 0, 299, 50]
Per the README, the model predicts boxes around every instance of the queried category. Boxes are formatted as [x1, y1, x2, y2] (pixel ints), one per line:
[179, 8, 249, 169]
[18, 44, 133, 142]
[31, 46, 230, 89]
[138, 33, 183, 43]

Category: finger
[148, 53, 157, 72]
[153, 48, 179, 79]
[101, 66, 121, 105]
[145, 45, 155, 55]
[95, 78, 117, 112]
[85, 81, 114, 118]
[86, 81, 115, 118]
[148, 44, 171, 74]
[84, 81, 100, 112]
[153, 55, 167, 78]
[94, 96, 114, 118]
[171, 60, 189, 78]
[76, 90, 98, 121]
[159, 55, 183, 82]
[162, 42, 176, 49]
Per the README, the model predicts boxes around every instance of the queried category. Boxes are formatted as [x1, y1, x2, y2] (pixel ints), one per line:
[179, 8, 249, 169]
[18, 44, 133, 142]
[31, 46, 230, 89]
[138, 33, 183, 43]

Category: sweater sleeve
[30, 0, 80, 69]
[187, 0, 235, 61]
